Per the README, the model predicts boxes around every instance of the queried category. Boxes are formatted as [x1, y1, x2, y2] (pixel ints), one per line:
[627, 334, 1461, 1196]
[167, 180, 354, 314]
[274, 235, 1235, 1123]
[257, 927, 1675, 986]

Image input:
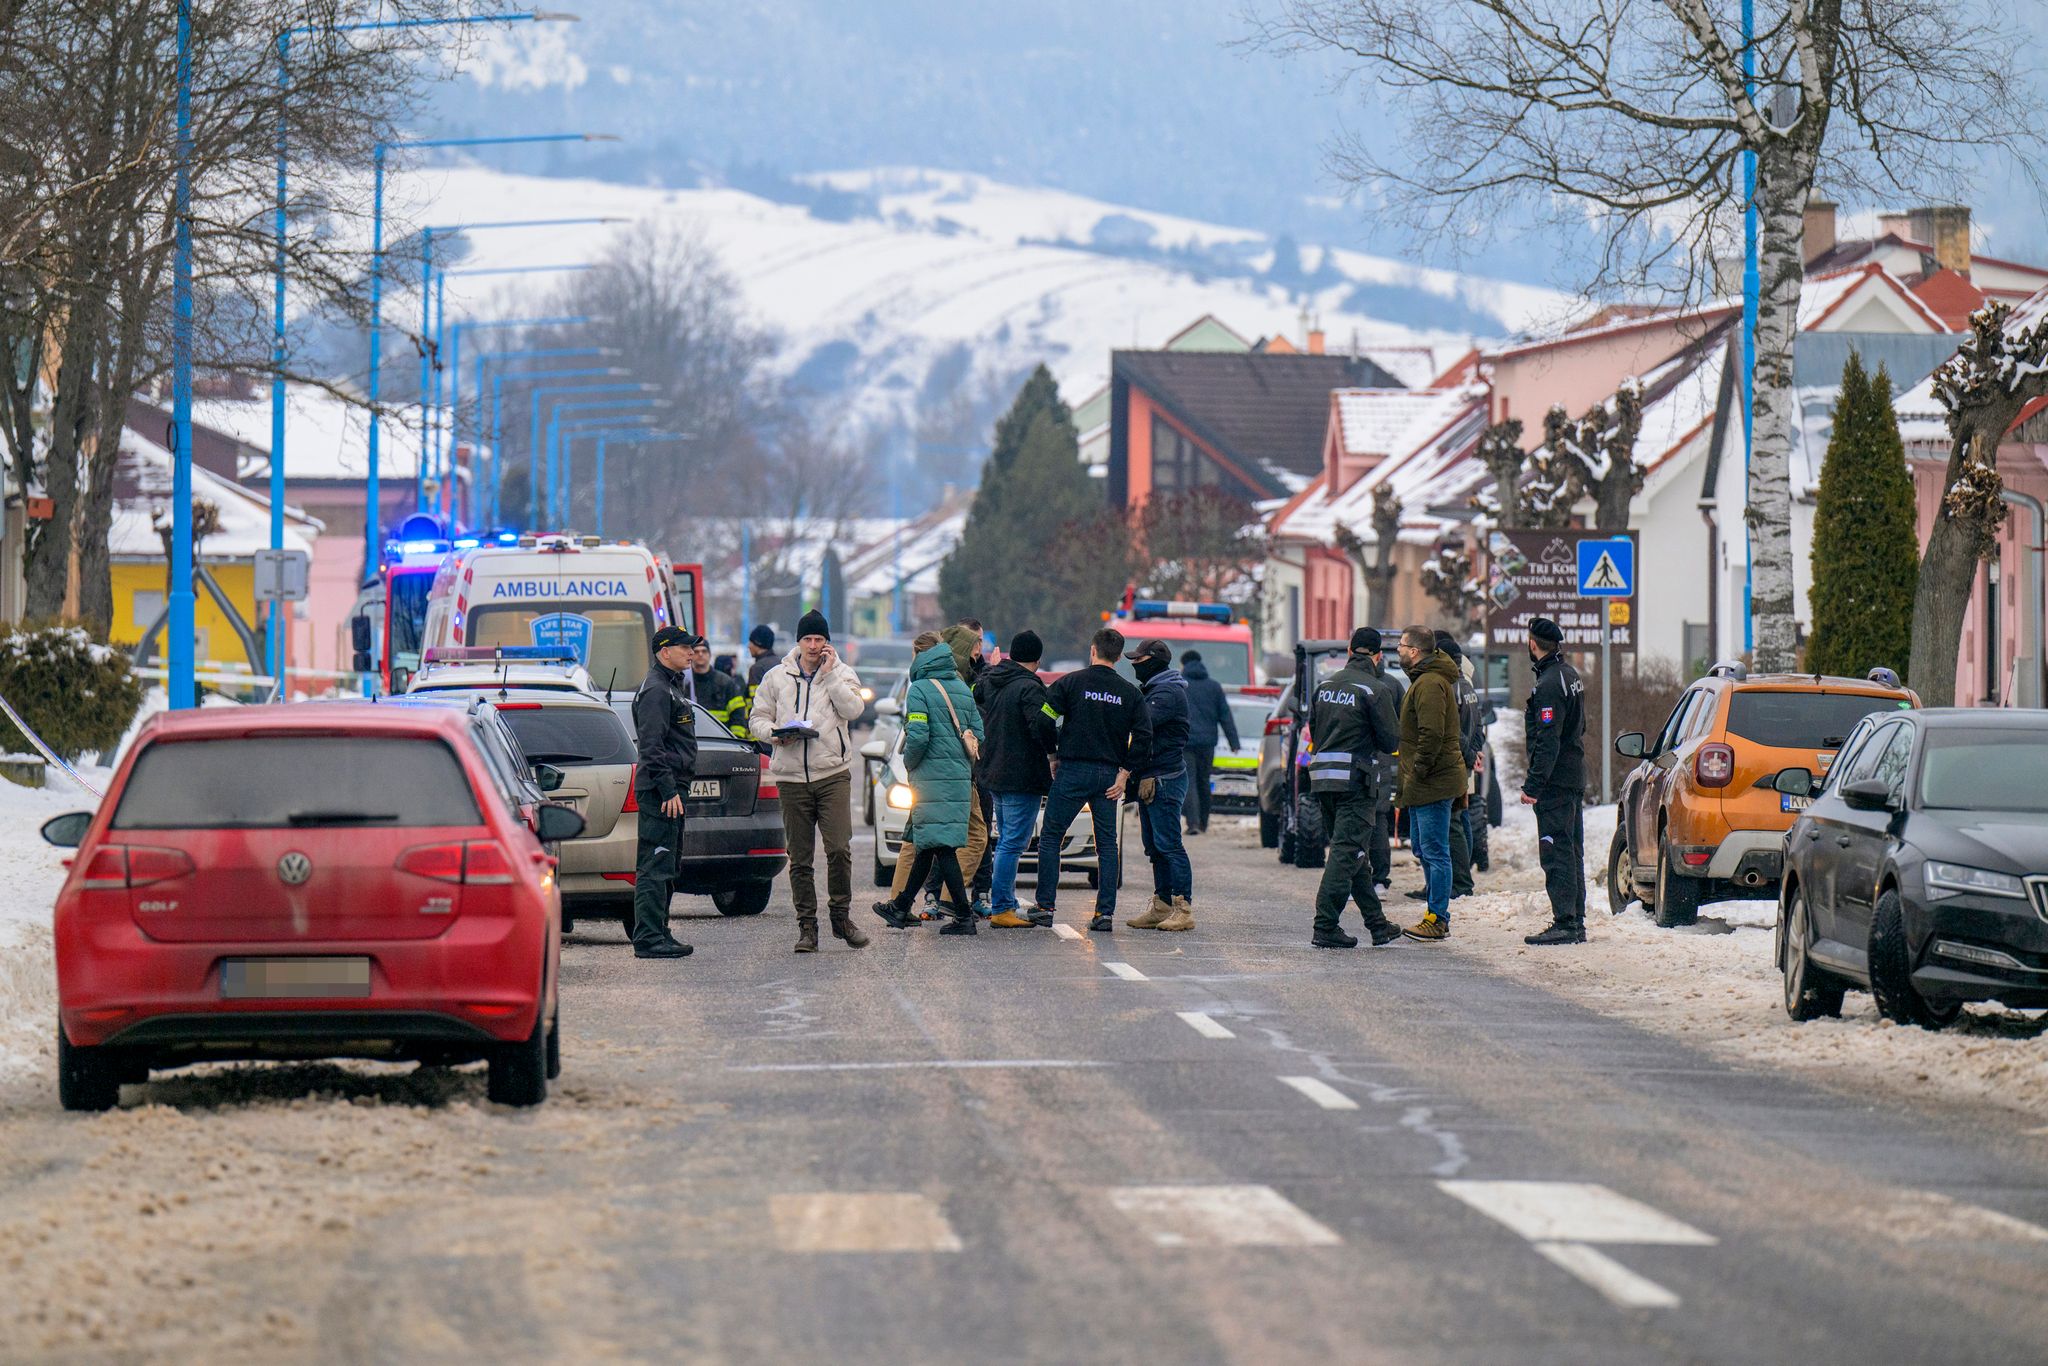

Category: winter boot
[1403, 912, 1449, 942]
[1157, 895, 1194, 932]
[872, 899, 918, 930]
[939, 906, 978, 936]
[1312, 927, 1359, 949]
[1367, 920, 1404, 947]
[1129, 894, 1174, 929]
[1088, 912, 1115, 933]
[1524, 921, 1585, 946]
[794, 918, 819, 954]
[990, 909, 1037, 929]
[830, 910, 870, 948]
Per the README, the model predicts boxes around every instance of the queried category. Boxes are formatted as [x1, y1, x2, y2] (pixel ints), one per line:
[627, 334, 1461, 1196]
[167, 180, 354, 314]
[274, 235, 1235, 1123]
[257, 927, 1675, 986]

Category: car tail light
[1695, 743, 1735, 788]
[397, 841, 516, 885]
[621, 765, 639, 812]
[758, 753, 777, 800]
[1683, 849, 1713, 867]
[80, 846, 194, 889]
[1265, 715, 1293, 736]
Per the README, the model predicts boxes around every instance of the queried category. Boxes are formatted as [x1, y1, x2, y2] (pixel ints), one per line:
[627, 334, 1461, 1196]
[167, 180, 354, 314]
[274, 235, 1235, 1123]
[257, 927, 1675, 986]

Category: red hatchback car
[43, 703, 583, 1110]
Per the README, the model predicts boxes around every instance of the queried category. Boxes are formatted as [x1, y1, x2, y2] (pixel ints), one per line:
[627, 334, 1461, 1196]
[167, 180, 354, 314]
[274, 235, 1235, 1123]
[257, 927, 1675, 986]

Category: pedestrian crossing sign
[1576, 538, 1634, 597]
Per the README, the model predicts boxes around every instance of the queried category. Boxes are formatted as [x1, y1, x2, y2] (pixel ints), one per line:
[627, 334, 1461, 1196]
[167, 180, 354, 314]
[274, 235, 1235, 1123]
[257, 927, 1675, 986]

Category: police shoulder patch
[1539, 706, 1555, 724]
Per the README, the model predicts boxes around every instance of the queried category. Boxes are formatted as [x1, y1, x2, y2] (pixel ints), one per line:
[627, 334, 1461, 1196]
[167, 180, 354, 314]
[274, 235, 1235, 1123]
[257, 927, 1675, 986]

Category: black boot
[938, 907, 977, 935]
[794, 919, 819, 953]
[830, 911, 870, 948]
[1312, 927, 1359, 949]
[1366, 921, 1404, 947]
[872, 899, 918, 929]
[1524, 921, 1586, 946]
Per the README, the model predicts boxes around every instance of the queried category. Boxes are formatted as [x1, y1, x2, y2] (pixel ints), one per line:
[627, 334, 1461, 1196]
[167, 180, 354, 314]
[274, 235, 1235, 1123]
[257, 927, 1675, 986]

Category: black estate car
[1774, 708, 2048, 1029]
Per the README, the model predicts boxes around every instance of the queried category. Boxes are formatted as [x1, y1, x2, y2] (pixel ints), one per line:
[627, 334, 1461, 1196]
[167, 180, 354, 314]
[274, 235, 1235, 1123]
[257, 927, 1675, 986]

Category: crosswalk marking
[1881, 1190, 2048, 1244]
[770, 1193, 963, 1253]
[1278, 1075, 1358, 1111]
[1107, 1185, 1341, 1248]
[1534, 1241, 1682, 1309]
[1177, 1011, 1235, 1039]
[1437, 1181, 1716, 1245]
[1051, 923, 1083, 940]
[1105, 961, 1148, 981]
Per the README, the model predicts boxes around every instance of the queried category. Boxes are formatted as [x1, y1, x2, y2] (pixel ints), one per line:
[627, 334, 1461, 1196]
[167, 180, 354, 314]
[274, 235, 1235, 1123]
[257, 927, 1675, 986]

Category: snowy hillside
[369, 164, 1575, 453]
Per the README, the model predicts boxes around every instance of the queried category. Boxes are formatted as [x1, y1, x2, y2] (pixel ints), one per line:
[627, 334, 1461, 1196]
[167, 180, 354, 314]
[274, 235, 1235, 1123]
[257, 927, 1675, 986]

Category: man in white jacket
[749, 610, 869, 953]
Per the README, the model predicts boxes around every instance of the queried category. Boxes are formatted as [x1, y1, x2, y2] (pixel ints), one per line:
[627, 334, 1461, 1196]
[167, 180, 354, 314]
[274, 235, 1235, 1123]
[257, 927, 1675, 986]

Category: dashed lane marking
[770, 1193, 963, 1253]
[1533, 1241, 1682, 1309]
[1105, 961, 1148, 981]
[1107, 1185, 1342, 1248]
[1051, 923, 1083, 940]
[1177, 1011, 1235, 1039]
[1278, 1075, 1359, 1111]
[1437, 1181, 1716, 1245]
[729, 1059, 1113, 1073]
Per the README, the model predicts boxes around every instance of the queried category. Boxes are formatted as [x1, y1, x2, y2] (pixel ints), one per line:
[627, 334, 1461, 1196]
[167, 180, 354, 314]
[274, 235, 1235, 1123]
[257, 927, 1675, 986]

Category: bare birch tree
[1253, 0, 2039, 670]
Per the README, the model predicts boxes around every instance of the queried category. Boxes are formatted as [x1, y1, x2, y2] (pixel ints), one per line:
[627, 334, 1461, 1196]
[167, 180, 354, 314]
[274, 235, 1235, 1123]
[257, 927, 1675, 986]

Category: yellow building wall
[110, 560, 259, 667]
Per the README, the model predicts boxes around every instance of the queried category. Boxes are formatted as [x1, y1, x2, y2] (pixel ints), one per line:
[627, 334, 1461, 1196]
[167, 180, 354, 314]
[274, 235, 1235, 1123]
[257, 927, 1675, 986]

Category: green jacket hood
[940, 625, 980, 677]
[910, 641, 960, 682]
[1418, 650, 1460, 683]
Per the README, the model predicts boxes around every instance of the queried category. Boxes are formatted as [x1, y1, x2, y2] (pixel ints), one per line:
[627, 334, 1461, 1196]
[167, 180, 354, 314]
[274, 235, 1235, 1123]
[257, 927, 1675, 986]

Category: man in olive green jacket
[1395, 625, 1465, 940]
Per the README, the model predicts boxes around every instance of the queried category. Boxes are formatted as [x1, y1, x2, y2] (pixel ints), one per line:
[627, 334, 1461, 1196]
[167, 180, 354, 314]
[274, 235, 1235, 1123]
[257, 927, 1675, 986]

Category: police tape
[0, 688, 103, 800]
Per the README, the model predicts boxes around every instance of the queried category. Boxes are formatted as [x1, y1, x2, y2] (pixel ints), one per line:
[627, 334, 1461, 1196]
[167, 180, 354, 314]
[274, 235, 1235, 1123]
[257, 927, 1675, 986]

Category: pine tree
[939, 370, 1125, 651]
[1805, 351, 1919, 680]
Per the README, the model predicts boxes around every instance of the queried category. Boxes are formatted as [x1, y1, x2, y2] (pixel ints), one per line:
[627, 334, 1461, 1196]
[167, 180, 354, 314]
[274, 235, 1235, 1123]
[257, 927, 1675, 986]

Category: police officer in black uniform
[1521, 617, 1587, 945]
[1307, 627, 1404, 948]
[630, 626, 701, 959]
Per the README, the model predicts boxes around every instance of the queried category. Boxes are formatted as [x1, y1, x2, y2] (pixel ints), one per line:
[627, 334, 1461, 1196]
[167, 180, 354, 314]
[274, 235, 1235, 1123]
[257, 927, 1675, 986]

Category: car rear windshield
[1724, 691, 1908, 749]
[112, 736, 482, 829]
[495, 704, 634, 767]
[1920, 729, 2048, 811]
[467, 604, 654, 692]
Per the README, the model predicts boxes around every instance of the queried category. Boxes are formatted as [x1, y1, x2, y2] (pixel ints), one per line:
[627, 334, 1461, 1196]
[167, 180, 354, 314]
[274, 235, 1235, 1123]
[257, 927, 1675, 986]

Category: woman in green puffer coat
[872, 635, 985, 935]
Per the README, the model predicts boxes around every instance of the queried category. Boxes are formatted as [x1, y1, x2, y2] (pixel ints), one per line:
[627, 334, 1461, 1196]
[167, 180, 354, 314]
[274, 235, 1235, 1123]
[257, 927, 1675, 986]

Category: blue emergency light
[1128, 599, 1234, 624]
[452, 537, 481, 550]
[421, 646, 581, 665]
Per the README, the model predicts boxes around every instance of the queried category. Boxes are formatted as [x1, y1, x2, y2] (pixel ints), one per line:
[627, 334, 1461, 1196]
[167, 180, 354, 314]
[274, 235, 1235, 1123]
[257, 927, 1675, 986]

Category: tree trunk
[1908, 423, 2015, 705]
[25, 287, 102, 620]
[1743, 148, 1812, 672]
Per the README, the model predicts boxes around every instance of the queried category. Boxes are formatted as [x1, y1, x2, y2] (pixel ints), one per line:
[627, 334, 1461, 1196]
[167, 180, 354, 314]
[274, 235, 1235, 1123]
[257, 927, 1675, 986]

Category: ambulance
[418, 535, 703, 696]
[1107, 592, 1259, 688]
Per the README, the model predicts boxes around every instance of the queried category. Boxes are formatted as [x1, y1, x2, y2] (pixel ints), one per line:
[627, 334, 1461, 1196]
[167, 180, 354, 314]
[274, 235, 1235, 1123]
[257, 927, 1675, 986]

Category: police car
[407, 645, 597, 696]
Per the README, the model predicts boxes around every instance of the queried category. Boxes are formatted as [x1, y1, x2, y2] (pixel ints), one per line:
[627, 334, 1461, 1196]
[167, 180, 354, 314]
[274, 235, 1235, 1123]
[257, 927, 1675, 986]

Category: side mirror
[1772, 767, 1814, 797]
[860, 739, 888, 761]
[1840, 778, 1894, 812]
[390, 666, 413, 693]
[40, 811, 92, 848]
[536, 803, 586, 843]
[351, 650, 372, 673]
[1614, 731, 1646, 759]
[874, 697, 901, 718]
[532, 763, 566, 793]
[350, 615, 373, 651]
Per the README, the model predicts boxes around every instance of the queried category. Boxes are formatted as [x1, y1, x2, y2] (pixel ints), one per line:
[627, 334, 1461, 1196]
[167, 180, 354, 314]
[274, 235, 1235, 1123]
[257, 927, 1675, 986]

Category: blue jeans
[1035, 760, 1120, 914]
[1408, 798, 1454, 919]
[989, 791, 1042, 915]
[1136, 769, 1191, 899]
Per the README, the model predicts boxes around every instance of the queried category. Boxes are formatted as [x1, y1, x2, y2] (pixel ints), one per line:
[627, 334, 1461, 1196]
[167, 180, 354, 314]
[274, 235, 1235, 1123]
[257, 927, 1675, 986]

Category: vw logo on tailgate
[276, 851, 313, 886]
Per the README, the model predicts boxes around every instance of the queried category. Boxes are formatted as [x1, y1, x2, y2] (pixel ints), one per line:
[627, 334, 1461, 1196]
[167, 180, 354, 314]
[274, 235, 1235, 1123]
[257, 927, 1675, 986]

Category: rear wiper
[285, 810, 400, 825]
[523, 751, 594, 764]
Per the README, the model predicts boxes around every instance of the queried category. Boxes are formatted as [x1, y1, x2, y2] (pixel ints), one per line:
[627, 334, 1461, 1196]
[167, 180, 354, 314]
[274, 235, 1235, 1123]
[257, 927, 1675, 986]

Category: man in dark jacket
[1126, 639, 1195, 932]
[687, 642, 745, 735]
[1306, 627, 1403, 948]
[1395, 625, 1466, 941]
[1179, 651, 1241, 835]
[981, 630, 1059, 928]
[1361, 635, 1405, 888]
[1522, 616, 1589, 945]
[1441, 632, 1484, 900]
[745, 624, 776, 706]
[1034, 626, 1153, 932]
[630, 627, 701, 959]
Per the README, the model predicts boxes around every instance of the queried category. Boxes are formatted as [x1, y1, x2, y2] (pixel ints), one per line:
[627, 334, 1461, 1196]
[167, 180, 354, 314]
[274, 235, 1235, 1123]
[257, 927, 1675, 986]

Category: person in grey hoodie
[1179, 651, 1241, 835]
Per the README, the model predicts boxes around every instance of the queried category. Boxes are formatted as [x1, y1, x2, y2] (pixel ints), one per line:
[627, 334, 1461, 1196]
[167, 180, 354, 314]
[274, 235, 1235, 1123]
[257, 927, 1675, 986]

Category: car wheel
[1606, 826, 1635, 917]
[1259, 807, 1280, 848]
[487, 1012, 549, 1106]
[545, 1007, 562, 1081]
[57, 1027, 121, 1112]
[1869, 887, 1961, 1030]
[1654, 831, 1699, 927]
[863, 765, 876, 825]
[560, 907, 576, 935]
[1292, 792, 1325, 869]
[713, 881, 773, 916]
[1781, 886, 1846, 1022]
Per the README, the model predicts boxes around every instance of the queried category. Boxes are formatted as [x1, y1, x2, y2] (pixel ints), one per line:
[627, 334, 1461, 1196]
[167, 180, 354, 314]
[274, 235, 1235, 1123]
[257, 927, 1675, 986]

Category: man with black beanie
[1125, 639, 1195, 932]
[1305, 626, 1403, 947]
[1356, 628, 1405, 888]
[1522, 616, 1588, 945]
[745, 624, 777, 711]
[979, 629, 1060, 927]
[630, 626, 700, 958]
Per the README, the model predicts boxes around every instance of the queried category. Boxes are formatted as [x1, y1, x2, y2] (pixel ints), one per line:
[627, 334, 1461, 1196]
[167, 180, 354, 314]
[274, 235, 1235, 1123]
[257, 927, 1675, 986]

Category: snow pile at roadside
[0, 770, 100, 1080]
[1449, 731, 2048, 1119]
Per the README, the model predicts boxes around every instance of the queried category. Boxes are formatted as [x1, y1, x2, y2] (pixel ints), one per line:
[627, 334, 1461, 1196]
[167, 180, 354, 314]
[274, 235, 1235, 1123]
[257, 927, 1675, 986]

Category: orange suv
[1609, 663, 1917, 925]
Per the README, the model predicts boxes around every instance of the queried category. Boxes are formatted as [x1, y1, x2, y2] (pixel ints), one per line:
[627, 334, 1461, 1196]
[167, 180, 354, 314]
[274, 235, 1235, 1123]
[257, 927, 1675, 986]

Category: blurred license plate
[1780, 794, 1812, 812]
[1215, 776, 1255, 794]
[221, 957, 371, 999]
[689, 779, 722, 799]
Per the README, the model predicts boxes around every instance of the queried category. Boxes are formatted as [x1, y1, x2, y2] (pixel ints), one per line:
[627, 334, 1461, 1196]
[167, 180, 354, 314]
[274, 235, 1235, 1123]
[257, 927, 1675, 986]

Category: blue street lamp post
[552, 420, 664, 535]
[525, 384, 652, 525]
[480, 354, 623, 525]
[170, 0, 195, 709]
[547, 397, 661, 521]
[584, 430, 683, 538]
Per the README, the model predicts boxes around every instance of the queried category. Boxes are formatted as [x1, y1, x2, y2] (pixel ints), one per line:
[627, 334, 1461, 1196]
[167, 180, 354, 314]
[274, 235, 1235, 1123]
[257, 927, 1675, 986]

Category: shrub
[0, 624, 148, 762]
[1806, 351, 1918, 680]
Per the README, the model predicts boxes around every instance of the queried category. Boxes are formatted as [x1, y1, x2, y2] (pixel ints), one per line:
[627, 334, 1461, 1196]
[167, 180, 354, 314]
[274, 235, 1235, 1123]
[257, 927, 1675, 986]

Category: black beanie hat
[1009, 629, 1043, 663]
[1435, 630, 1462, 660]
[1530, 616, 1564, 645]
[796, 609, 830, 641]
[749, 624, 775, 650]
[1350, 626, 1382, 653]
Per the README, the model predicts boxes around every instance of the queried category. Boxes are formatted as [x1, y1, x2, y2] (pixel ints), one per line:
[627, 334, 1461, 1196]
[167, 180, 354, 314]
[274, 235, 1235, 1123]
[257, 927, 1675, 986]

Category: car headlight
[887, 783, 915, 810]
[1924, 861, 2026, 901]
[860, 686, 874, 701]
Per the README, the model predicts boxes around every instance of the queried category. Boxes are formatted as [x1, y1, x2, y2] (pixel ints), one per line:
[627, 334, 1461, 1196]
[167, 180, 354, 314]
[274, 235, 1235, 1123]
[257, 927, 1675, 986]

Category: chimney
[1802, 201, 1836, 264]
[1929, 205, 1971, 278]
[1307, 327, 1326, 355]
[1876, 210, 1913, 240]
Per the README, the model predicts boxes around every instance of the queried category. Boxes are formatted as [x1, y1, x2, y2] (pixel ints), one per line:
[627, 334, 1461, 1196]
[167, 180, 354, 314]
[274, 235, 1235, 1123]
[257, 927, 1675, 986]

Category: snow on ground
[0, 768, 102, 1082]
[1461, 712, 2048, 1120]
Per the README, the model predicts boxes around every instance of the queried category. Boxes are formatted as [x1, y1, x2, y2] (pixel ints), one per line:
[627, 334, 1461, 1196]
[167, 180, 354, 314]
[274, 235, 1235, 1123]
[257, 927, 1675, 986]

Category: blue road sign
[1577, 537, 1634, 597]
